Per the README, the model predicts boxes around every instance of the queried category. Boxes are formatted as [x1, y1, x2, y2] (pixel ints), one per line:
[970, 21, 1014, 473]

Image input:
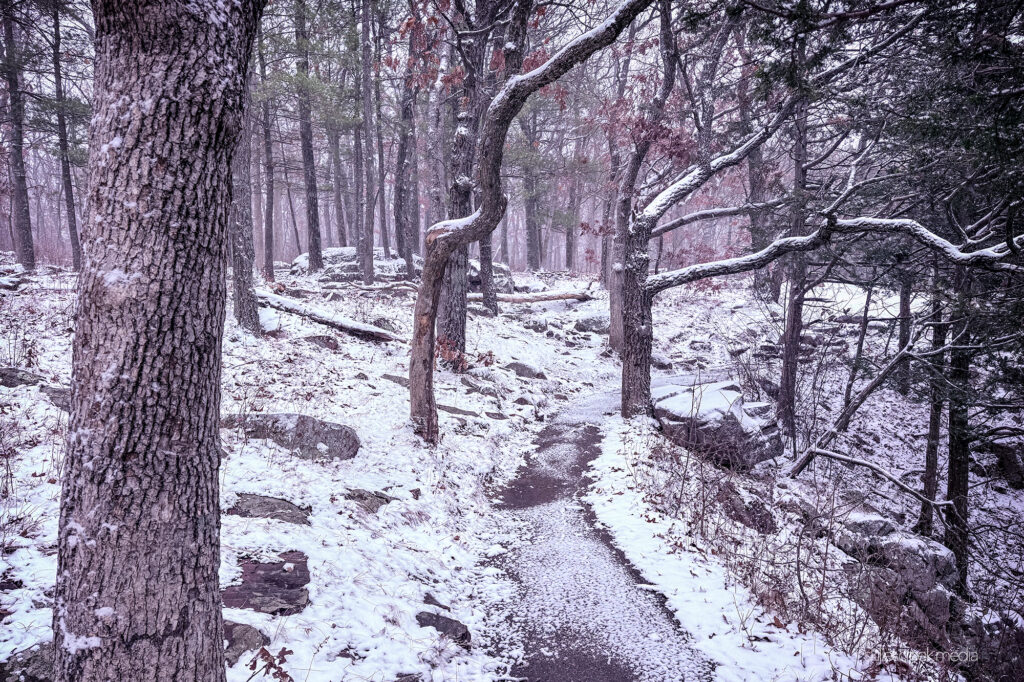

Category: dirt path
[490, 390, 715, 682]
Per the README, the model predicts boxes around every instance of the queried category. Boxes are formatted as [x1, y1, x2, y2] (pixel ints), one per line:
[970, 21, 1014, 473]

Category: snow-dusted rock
[222, 413, 360, 461]
[0, 642, 51, 681]
[415, 611, 471, 649]
[513, 273, 549, 293]
[344, 488, 397, 514]
[223, 621, 269, 666]
[653, 380, 781, 470]
[467, 258, 514, 294]
[505, 360, 547, 380]
[573, 312, 611, 334]
[221, 551, 310, 616]
[226, 493, 311, 525]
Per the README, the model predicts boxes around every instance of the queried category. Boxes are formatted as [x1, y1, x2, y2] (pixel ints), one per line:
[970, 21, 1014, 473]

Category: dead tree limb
[806, 448, 954, 510]
[256, 290, 399, 342]
[467, 290, 594, 304]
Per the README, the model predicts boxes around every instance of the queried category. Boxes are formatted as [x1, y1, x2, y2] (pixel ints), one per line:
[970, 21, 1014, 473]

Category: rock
[227, 493, 311, 525]
[513, 273, 548, 293]
[842, 511, 896, 537]
[689, 339, 713, 351]
[522, 316, 548, 333]
[40, 385, 70, 411]
[653, 380, 781, 470]
[372, 316, 399, 333]
[415, 611, 471, 649]
[344, 489, 396, 514]
[382, 373, 410, 388]
[485, 411, 509, 420]
[834, 525, 958, 642]
[437, 403, 480, 418]
[222, 551, 310, 616]
[0, 367, 42, 388]
[505, 361, 547, 380]
[467, 259, 514, 294]
[0, 642, 52, 682]
[394, 675, 423, 682]
[573, 313, 610, 334]
[651, 352, 673, 370]
[222, 413, 360, 461]
[223, 621, 269, 667]
[301, 334, 339, 351]
[717, 482, 777, 534]
[461, 375, 501, 399]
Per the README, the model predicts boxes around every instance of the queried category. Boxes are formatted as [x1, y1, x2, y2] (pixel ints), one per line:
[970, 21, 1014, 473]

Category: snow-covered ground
[3, 264, 1021, 680]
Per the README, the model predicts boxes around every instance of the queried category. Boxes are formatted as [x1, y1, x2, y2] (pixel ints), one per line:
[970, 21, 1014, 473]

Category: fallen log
[255, 290, 400, 342]
[467, 290, 594, 304]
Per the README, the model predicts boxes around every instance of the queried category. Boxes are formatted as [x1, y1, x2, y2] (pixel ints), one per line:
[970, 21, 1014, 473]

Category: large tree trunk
[409, 113, 422, 255]
[295, 0, 323, 271]
[54, 2, 264, 680]
[520, 114, 543, 272]
[1, 0, 34, 270]
[52, 8, 82, 271]
[944, 269, 971, 596]
[259, 31, 275, 281]
[373, 6, 391, 260]
[232, 93, 262, 334]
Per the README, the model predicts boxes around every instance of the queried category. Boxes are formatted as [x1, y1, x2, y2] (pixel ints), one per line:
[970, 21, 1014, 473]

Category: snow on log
[467, 290, 594, 304]
[255, 290, 400, 342]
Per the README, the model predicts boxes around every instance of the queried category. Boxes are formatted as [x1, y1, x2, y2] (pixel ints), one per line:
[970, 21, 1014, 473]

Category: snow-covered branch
[649, 198, 788, 240]
[645, 229, 828, 295]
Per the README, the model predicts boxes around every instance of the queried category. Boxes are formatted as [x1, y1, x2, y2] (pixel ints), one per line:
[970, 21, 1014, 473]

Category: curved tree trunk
[54, 2, 264, 680]
[52, 8, 82, 271]
[1, 0, 34, 270]
[410, 0, 654, 442]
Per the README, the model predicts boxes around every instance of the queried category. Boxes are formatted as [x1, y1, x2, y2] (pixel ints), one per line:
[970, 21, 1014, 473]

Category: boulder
[467, 259, 514, 294]
[0, 367, 42, 388]
[222, 551, 310, 616]
[653, 380, 781, 470]
[505, 361, 547, 380]
[223, 621, 270, 667]
[0, 642, 52, 682]
[990, 443, 1024, 490]
[222, 413, 360, 461]
[226, 493, 311, 525]
[834, 523, 958, 642]
[651, 353, 673, 370]
[300, 334, 340, 351]
[573, 313, 610, 335]
[415, 611, 471, 649]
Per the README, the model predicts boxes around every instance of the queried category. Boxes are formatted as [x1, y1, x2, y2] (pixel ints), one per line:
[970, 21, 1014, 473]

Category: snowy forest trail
[490, 388, 717, 682]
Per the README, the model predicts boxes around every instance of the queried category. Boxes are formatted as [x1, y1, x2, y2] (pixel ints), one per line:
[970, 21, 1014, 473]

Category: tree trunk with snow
[259, 31, 275, 281]
[359, 0, 376, 284]
[232, 93, 261, 335]
[54, 2, 264, 680]
[916, 276, 947, 536]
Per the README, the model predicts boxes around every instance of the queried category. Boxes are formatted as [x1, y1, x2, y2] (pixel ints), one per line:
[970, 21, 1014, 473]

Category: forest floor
[3, 255, 1022, 681]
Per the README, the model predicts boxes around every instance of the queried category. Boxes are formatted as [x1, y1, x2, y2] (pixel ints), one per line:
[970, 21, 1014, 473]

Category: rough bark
[1, 0, 34, 270]
[411, 0, 654, 442]
[52, 8, 82, 271]
[54, 2, 264, 681]
[295, 0, 323, 271]
[373, 5, 391, 259]
[896, 272, 913, 394]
